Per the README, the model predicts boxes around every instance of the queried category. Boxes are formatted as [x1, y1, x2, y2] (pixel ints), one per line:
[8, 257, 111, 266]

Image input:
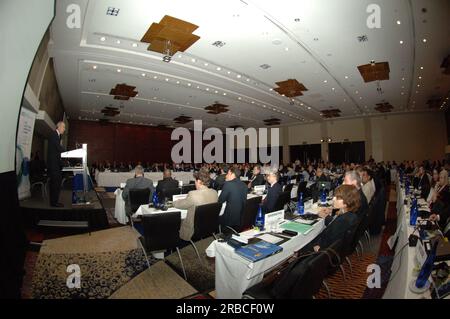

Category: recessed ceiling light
[418, 76, 422, 79]
[216, 67, 221, 71]
[251, 101, 255, 104]
[187, 83, 191, 86]
[399, 40, 404, 44]
[117, 69, 121, 72]
[196, 86, 200, 89]
[401, 92, 404, 95]
[402, 77, 405, 80]
[332, 87, 335, 91]
[116, 40, 121, 44]
[223, 93, 226, 95]
[307, 106, 311, 110]
[396, 20, 401, 25]
[344, 76, 349, 79]
[132, 43, 138, 47]
[153, 76, 157, 79]
[92, 65, 97, 69]
[417, 84, 420, 87]
[191, 58, 196, 63]
[300, 103, 304, 106]
[269, 88, 273, 91]
[176, 81, 180, 84]
[141, 73, 146, 77]
[214, 90, 218, 93]
[178, 54, 182, 58]
[237, 74, 241, 78]
[323, 80, 327, 83]
[227, 71, 231, 74]
[285, 47, 289, 51]
[355, 90, 359, 94]
[422, 38, 427, 43]
[206, 88, 209, 91]
[100, 36, 106, 41]
[359, 97, 363, 99]
[238, 97, 242, 100]
[204, 63, 208, 66]
[246, 78, 250, 82]
[420, 66, 424, 70]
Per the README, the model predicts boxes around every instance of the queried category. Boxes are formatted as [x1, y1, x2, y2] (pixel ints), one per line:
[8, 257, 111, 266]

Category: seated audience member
[262, 171, 283, 213]
[173, 168, 218, 241]
[286, 164, 295, 178]
[242, 164, 252, 179]
[429, 170, 450, 226]
[343, 170, 368, 219]
[214, 165, 228, 190]
[413, 165, 431, 199]
[218, 167, 248, 229]
[122, 165, 155, 216]
[311, 185, 361, 251]
[248, 164, 265, 189]
[307, 165, 316, 181]
[427, 168, 440, 202]
[361, 168, 376, 203]
[315, 167, 329, 182]
[156, 169, 179, 196]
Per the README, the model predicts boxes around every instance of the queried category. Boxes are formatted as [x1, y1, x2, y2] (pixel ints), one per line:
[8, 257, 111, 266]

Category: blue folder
[235, 240, 283, 262]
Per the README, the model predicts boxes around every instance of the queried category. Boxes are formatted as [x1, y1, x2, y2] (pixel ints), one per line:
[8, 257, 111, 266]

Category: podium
[61, 144, 89, 201]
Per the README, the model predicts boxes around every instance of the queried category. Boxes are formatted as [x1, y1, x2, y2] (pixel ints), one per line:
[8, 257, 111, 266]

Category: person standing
[47, 121, 65, 207]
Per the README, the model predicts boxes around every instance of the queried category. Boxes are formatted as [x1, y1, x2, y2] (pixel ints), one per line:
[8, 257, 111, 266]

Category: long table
[96, 171, 195, 187]
[383, 180, 433, 299]
[205, 208, 325, 299]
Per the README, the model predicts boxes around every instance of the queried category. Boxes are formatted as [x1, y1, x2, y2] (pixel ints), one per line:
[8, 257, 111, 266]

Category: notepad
[279, 221, 314, 235]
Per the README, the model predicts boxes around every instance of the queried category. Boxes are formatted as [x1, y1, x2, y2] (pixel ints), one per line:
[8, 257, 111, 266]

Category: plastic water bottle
[152, 192, 159, 208]
[255, 205, 265, 230]
[415, 240, 439, 289]
[320, 189, 327, 204]
[297, 192, 304, 215]
[410, 198, 418, 226]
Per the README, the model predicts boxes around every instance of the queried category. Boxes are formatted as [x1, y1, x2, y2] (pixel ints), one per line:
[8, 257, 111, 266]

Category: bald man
[47, 121, 66, 207]
[156, 169, 179, 195]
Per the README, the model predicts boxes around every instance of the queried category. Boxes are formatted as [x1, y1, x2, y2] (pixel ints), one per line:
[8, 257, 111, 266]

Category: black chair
[283, 183, 294, 196]
[181, 184, 196, 194]
[243, 252, 330, 299]
[190, 202, 222, 263]
[159, 187, 182, 202]
[279, 175, 288, 186]
[369, 185, 386, 235]
[129, 188, 151, 226]
[272, 191, 290, 212]
[239, 196, 262, 232]
[138, 211, 187, 280]
[296, 181, 308, 201]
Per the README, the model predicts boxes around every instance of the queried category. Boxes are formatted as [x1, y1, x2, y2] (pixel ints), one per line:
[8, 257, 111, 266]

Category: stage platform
[20, 189, 109, 230]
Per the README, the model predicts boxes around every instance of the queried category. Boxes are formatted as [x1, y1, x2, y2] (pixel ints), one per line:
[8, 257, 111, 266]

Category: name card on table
[173, 194, 188, 202]
[264, 210, 284, 230]
[254, 185, 266, 194]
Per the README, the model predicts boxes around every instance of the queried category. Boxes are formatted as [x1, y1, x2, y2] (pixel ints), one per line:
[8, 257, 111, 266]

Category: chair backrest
[192, 202, 222, 241]
[142, 211, 181, 251]
[290, 252, 330, 298]
[160, 187, 181, 201]
[181, 184, 196, 194]
[129, 188, 151, 213]
[279, 175, 288, 186]
[240, 196, 262, 231]
[296, 181, 308, 200]
[272, 191, 290, 212]
[325, 238, 344, 265]
[283, 183, 294, 195]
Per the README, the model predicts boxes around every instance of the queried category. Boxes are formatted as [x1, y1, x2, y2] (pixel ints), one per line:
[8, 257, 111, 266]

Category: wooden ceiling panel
[273, 79, 308, 97]
[375, 102, 394, 113]
[357, 62, 390, 83]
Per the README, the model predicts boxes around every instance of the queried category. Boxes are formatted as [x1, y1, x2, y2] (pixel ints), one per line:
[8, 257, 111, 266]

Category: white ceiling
[49, 0, 450, 129]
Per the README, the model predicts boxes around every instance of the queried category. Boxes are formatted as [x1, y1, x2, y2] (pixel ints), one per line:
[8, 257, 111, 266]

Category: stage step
[37, 220, 89, 229]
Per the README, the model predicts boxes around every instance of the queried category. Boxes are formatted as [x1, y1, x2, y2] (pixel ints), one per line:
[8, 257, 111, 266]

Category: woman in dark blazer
[312, 184, 361, 251]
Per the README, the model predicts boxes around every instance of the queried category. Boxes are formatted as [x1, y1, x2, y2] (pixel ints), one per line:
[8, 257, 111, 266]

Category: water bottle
[415, 240, 439, 289]
[297, 192, 304, 215]
[152, 192, 159, 208]
[72, 191, 77, 204]
[320, 189, 327, 204]
[255, 205, 265, 230]
[410, 198, 418, 226]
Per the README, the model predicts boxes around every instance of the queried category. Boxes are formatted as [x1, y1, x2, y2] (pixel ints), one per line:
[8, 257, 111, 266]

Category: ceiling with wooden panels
[49, 0, 450, 129]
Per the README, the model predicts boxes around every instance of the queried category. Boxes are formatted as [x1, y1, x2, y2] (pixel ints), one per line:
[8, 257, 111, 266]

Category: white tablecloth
[206, 217, 325, 299]
[383, 180, 433, 299]
[97, 171, 195, 187]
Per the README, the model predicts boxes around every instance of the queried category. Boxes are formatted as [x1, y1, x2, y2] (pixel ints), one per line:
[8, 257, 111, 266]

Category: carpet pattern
[32, 248, 149, 299]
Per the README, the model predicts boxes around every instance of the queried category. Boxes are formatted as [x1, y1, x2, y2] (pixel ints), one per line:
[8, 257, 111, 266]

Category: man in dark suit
[262, 171, 283, 213]
[122, 165, 155, 216]
[218, 167, 247, 229]
[248, 165, 265, 189]
[47, 121, 65, 207]
[413, 166, 431, 199]
[214, 165, 228, 190]
[156, 169, 179, 195]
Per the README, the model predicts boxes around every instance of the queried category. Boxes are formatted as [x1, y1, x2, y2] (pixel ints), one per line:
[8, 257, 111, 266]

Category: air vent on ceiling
[320, 109, 341, 118]
[357, 35, 368, 42]
[212, 41, 226, 48]
[263, 118, 281, 126]
[106, 7, 120, 16]
[204, 102, 229, 114]
[260, 64, 271, 69]
[357, 61, 390, 83]
[109, 83, 138, 100]
[375, 102, 394, 113]
[101, 107, 120, 117]
[174, 115, 193, 124]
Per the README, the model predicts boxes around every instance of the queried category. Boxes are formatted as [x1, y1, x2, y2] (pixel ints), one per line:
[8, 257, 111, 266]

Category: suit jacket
[214, 174, 226, 190]
[122, 176, 154, 214]
[413, 174, 431, 200]
[262, 182, 282, 213]
[218, 178, 248, 227]
[173, 186, 218, 241]
[358, 188, 369, 220]
[249, 174, 265, 187]
[317, 211, 358, 249]
[362, 179, 376, 203]
[47, 130, 64, 173]
[156, 177, 179, 195]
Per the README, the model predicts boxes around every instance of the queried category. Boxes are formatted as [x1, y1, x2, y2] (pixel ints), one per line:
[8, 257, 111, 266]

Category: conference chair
[190, 202, 222, 265]
[138, 211, 187, 280]
[283, 183, 294, 196]
[243, 251, 331, 299]
[239, 196, 262, 232]
[128, 188, 151, 227]
[159, 187, 181, 202]
[181, 184, 196, 194]
[279, 175, 288, 186]
[272, 191, 291, 212]
[296, 181, 308, 201]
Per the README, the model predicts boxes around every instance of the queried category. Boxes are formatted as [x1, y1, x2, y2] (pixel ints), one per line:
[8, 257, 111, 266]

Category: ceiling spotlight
[132, 43, 138, 47]
[100, 36, 106, 41]
[417, 84, 420, 87]
[396, 20, 401, 25]
[117, 69, 121, 72]
[206, 88, 209, 91]
[178, 54, 182, 58]
[216, 67, 221, 71]
[191, 58, 196, 63]
[420, 66, 424, 70]
[418, 76, 422, 79]
[141, 73, 146, 77]
[300, 103, 304, 106]
[285, 47, 289, 51]
[237, 74, 242, 78]
[92, 65, 97, 69]
[204, 63, 208, 66]
[332, 87, 335, 91]
[323, 80, 327, 83]
[187, 83, 191, 86]
[251, 101, 255, 104]
[307, 106, 311, 110]
[153, 76, 157, 79]
[399, 40, 404, 44]
[196, 86, 200, 89]
[214, 90, 218, 93]
[355, 90, 359, 94]
[422, 38, 427, 43]
[269, 88, 273, 91]
[116, 40, 121, 44]
[246, 78, 250, 82]
[223, 93, 226, 95]
[402, 77, 405, 81]
[344, 76, 349, 79]
[165, 78, 169, 81]
[176, 81, 180, 84]
[238, 97, 241, 100]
